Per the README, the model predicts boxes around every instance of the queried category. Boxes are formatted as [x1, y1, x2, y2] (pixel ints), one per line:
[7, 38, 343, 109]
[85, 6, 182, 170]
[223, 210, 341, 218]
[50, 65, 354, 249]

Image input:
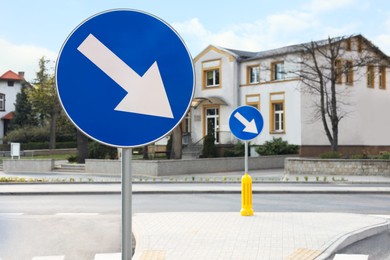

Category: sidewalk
[132, 212, 390, 260]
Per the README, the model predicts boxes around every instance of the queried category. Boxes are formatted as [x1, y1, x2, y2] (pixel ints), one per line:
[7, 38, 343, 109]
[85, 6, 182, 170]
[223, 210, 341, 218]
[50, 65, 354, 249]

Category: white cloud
[306, 0, 356, 13]
[172, 11, 318, 56]
[266, 11, 315, 34]
[371, 14, 390, 55]
[373, 34, 390, 55]
[0, 38, 57, 82]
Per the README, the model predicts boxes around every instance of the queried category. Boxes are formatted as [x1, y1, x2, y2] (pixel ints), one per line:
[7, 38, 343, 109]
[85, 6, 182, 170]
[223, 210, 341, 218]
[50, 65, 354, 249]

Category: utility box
[10, 142, 20, 159]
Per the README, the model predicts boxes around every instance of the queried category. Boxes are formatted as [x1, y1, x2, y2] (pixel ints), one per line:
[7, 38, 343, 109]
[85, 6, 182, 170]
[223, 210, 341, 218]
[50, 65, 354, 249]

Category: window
[273, 103, 284, 132]
[7, 81, 14, 87]
[205, 69, 220, 87]
[202, 59, 221, 89]
[345, 61, 354, 85]
[345, 38, 352, 51]
[367, 65, 375, 88]
[357, 38, 363, 53]
[0, 94, 5, 111]
[247, 65, 260, 84]
[246, 94, 260, 110]
[270, 93, 285, 133]
[335, 59, 342, 84]
[379, 66, 386, 90]
[271, 61, 285, 81]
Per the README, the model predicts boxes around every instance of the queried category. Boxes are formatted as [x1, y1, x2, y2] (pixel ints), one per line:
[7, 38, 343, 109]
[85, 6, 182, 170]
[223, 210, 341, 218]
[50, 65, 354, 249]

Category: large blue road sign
[229, 106, 264, 141]
[56, 9, 194, 147]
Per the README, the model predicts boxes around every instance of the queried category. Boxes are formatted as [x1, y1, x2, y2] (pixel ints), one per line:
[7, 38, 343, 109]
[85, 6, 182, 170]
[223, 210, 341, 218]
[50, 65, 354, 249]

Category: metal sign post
[229, 106, 264, 216]
[55, 9, 194, 259]
[121, 148, 132, 259]
[244, 141, 249, 173]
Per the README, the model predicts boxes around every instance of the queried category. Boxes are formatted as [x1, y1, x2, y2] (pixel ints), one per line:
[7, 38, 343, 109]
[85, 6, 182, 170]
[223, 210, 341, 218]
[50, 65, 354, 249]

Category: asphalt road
[1, 193, 390, 214]
[0, 193, 389, 259]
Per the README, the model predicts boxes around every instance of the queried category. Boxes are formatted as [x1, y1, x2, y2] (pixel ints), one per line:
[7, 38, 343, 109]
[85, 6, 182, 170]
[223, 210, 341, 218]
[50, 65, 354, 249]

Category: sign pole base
[122, 148, 132, 260]
[241, 141, 254, 216]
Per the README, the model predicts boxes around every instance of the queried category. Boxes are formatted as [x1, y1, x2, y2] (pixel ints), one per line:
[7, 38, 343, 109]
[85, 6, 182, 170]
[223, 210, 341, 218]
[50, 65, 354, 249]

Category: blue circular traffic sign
[56, 9, 194, 147]
[229, 106, 264, 141]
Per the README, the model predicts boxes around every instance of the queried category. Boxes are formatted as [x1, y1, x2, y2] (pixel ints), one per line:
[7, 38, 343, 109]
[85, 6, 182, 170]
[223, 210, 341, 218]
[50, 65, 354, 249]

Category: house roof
[208, 34, 390, 62]
[0, 70, 24, 81]
[219, 47, 258, 60]
[1, 112, 14, 120]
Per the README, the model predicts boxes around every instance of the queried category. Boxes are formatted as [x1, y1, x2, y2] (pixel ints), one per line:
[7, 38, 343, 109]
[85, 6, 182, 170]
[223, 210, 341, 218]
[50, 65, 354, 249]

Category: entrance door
[205, 107, 219, 143]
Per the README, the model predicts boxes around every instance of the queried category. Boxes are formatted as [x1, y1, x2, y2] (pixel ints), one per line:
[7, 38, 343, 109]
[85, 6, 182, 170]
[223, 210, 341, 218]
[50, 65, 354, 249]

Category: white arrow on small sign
[77, 34, 174, 119]
[234, 112, 258, 134]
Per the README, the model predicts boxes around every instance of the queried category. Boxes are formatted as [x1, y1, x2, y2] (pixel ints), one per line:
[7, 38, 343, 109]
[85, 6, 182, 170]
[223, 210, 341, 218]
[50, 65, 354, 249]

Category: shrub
[319, 151, 342, 159]
[5, 126, 50, 143]
[378, 152, 390, 160]
[223, 142, 247, 157]
[88, 141, 117, 159]
[201, 126, 217, 158]
[256, 137, 298, 155]
[67, 155, 78, 163]
[351, 154, 369, 159]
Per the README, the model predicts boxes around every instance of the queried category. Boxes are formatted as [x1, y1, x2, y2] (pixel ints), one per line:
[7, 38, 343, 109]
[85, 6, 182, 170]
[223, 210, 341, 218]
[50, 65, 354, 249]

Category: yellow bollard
[240, 173, 254, 216]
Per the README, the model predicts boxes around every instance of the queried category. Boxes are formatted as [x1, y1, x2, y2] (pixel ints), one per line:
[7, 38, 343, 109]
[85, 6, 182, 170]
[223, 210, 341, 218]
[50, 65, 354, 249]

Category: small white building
[0, 70, 25, 140]
[188, 35, 390, 156]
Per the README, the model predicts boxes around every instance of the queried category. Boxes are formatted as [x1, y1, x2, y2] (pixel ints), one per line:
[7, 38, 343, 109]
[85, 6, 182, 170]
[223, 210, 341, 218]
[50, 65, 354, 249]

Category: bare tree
[296, 35, 384, 151]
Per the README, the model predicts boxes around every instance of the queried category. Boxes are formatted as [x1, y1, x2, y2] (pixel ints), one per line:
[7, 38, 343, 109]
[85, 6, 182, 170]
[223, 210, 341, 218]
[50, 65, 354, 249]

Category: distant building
[0, 70, 25, 140]
[188, 35, 390, 156]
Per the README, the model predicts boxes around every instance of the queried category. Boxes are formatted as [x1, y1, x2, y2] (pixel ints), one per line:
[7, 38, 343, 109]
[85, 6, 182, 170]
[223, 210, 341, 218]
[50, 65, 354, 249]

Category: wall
[300, 51, 390, 148]
[3, 159, 54, 173]
[285, 158, 390, 176]
[85, 155, 290, 176]
[300, 145, 390, 157]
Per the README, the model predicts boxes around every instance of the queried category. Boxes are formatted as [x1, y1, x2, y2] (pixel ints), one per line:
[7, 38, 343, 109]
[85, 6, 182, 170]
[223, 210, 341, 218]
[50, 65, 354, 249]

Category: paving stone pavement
[132, 212, 389, 260]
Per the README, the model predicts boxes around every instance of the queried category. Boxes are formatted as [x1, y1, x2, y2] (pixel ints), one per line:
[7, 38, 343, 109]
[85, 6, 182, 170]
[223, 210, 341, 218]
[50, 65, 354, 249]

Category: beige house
[186, 35, 390, 156]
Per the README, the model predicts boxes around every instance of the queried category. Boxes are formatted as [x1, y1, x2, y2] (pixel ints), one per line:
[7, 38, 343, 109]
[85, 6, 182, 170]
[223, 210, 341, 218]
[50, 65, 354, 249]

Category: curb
[1, 190, 390, 196]
[316, 218, 390, 259]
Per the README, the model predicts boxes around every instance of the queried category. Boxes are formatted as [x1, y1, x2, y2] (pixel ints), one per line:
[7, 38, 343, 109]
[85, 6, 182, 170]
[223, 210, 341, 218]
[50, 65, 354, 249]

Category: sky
[1, 0, 390, 81]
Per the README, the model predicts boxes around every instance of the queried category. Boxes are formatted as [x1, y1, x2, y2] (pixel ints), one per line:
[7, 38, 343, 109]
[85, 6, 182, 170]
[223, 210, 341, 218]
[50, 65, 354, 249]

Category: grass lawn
[0, 153, 76, 164]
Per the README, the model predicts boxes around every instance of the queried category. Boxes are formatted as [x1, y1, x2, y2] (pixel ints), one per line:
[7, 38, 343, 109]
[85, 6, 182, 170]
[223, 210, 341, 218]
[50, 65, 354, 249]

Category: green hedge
[256, 137, 299, 155]
[0, 142, 76, 151]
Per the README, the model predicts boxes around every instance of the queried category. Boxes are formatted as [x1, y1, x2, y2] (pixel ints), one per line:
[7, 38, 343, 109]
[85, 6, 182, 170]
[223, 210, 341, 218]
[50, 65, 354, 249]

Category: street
[1, 193, 390, 214]
[0, 193, 389, 259]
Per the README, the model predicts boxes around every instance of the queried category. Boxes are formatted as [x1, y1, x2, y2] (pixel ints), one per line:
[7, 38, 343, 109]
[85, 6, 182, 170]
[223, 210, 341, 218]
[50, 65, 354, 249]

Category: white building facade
[0, 70, 24, 141]
[188, 35, 390, 156]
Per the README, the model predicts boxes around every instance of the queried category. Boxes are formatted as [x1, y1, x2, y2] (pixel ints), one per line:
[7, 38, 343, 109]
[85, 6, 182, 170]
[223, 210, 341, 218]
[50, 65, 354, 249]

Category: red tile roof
[0, 70, 23, 81]
[1, 112, 14, 120]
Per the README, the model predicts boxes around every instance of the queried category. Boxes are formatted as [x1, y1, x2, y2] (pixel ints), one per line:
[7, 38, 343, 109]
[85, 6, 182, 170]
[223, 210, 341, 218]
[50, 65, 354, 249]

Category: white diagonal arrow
[234, 112, 258, 134]
[77, 33, 174, 118]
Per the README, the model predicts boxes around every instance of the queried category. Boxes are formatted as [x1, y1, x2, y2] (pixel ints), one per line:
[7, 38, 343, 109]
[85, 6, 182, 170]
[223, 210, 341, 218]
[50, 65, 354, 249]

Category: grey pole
[122, 148, 132, 260]
[245, 141, 248, 173]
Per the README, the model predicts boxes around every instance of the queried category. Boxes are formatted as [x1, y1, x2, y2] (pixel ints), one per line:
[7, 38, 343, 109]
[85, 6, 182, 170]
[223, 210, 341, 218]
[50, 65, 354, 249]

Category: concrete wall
[285, 158, 390, 176]
[3, 159, 54, 173]
[85, 155, 290, 176]
[3, 155, 290, 175]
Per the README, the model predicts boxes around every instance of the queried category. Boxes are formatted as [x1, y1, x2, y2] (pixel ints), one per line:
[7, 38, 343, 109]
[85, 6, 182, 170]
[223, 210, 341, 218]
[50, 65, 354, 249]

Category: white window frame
[272, 62, 285, 81]
[273, 103, 284, 132]
[0, 94, 5, 111]
[248, 66, 260, 84]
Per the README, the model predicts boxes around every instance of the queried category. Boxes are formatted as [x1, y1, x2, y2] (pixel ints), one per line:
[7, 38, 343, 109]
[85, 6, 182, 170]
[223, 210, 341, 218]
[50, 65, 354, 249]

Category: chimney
[18, 71, 25, 79]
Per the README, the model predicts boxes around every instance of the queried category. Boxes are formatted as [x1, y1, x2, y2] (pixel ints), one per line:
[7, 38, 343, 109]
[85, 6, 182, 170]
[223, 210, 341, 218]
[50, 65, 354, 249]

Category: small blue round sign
[229, 106, 264, 141]
[56, 9, 194, 147]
